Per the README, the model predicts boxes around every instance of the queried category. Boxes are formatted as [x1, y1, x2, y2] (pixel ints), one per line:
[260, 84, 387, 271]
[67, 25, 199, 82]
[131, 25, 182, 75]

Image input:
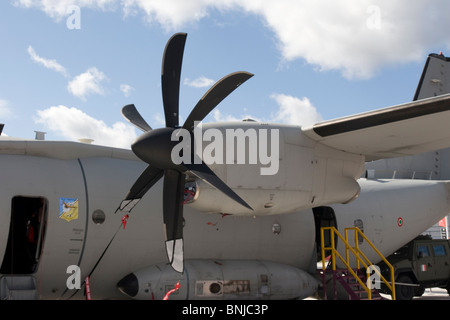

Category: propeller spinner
[117, 33, 253, 273]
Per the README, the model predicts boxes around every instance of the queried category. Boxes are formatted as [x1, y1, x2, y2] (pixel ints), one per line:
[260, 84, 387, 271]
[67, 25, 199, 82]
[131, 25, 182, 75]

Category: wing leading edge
[302, 93, 450, 161]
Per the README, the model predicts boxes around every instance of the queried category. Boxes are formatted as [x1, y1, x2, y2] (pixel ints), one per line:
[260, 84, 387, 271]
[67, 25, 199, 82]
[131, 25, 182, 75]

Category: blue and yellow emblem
[59, 198, 79, 222]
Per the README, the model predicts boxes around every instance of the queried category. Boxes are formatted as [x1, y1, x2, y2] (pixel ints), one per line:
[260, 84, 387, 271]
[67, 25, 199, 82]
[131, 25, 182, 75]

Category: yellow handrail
[320, 226, 396, 300]
[345, 227, 396, 299]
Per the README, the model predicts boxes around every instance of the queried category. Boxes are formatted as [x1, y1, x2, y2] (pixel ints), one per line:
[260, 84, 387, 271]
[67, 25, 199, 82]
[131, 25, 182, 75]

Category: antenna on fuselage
[34, 131, 46, 140]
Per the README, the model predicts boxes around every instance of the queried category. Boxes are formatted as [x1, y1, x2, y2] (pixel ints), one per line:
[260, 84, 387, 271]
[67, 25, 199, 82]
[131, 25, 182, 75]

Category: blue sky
[1, 1, 449, 148]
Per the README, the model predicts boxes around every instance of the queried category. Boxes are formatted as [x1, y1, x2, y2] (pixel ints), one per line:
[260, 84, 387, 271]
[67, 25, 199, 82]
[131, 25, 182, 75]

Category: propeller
[117, 33, 253, 273]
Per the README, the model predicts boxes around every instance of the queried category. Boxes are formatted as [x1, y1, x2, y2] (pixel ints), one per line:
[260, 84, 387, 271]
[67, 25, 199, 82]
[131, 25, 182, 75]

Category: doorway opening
[313, 206, 338, 262]
[1, 197, 48, 274]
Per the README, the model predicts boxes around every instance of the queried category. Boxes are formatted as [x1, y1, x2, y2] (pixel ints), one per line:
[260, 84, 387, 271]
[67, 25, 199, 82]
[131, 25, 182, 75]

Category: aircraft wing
[302, 93, 450, 161]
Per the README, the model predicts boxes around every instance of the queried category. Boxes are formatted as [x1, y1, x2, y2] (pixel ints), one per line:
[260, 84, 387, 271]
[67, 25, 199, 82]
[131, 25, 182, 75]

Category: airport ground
[305, 286, 450, 300]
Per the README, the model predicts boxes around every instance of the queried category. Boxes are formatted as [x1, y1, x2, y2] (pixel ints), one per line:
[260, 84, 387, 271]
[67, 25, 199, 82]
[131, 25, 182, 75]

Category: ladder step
[360, 296, 384, 300]
[318, 227, 394, 300]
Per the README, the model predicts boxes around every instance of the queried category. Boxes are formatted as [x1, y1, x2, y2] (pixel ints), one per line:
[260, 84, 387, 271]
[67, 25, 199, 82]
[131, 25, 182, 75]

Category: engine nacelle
[184, 122, 364, 216]
[117, 259, 319, 300]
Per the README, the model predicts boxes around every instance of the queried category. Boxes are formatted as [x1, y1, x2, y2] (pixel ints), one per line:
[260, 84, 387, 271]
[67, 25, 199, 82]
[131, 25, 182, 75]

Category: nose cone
[117, 273, 139, 298]
[131, 130, 154, 162]
[131, 127, 179, 169]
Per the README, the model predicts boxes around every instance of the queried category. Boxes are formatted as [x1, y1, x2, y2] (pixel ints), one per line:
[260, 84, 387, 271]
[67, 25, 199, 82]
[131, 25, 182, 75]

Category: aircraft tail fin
[413, 53, 450, 101]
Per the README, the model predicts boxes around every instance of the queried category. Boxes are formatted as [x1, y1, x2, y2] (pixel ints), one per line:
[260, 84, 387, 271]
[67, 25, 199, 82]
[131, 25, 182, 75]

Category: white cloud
[15, 1, 450, 79]
[13, 0, 116, 21]
[27, 46, 68, 76]
[213, 93, 322, 127]
[184, 77, 215, 88]
[27, 46, 108, 101]
[121, 0, 213, 30]
[120, 84, 135, 97]
[270, 94, 322, 127]
[67, 67, 107, 100]
[233, 0, 450, 79]
[34, 105, 137, 148]
[112, 0, 450, 78]
[213, 109, 259, 122]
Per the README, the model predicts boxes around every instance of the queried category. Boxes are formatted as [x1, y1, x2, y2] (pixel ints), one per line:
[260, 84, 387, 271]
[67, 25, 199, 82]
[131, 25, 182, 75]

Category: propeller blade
[121, 104, 153, 132]
[116, 165, 164, 213]
[165, 238, 184, 274]
[119, 33, 254, 274]
[183, 71, 254, 130]
[184, 162, 253, 211]
[163, 169, 186, 273]
[161, 33, 187, 128]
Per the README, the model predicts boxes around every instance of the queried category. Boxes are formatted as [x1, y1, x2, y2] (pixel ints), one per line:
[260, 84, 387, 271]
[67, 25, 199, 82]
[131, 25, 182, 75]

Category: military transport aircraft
[1, 33, 450, 300]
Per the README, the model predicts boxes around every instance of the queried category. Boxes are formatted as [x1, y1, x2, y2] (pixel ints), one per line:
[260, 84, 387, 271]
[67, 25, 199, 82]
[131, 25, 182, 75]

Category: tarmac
[305, 286, 449, 300]
[412, 287, 449, 300]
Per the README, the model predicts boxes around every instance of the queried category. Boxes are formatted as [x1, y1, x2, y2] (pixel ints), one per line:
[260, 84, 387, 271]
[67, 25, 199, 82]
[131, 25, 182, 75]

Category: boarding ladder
[317, 227, 396, 300]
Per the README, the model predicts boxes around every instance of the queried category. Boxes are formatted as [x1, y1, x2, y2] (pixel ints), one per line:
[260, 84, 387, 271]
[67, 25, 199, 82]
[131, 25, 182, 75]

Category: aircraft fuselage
[0, 123, 448, 299]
